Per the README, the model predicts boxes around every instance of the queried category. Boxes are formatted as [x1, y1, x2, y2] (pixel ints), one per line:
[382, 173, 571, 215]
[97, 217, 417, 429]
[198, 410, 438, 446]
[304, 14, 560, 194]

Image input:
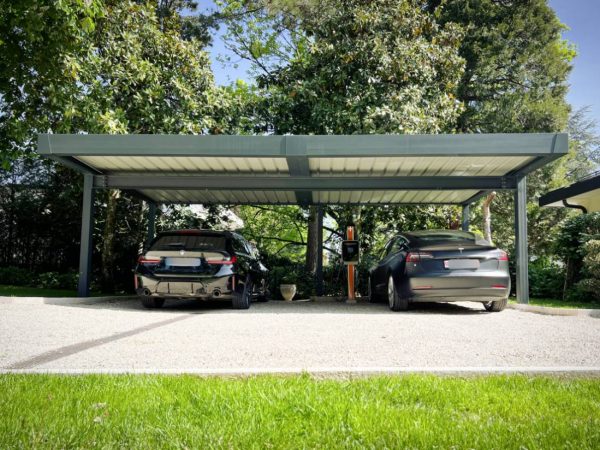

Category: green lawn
[0, 374, 598, 449]
[510, 297, 600, 309]
[0, 285, 124, 298]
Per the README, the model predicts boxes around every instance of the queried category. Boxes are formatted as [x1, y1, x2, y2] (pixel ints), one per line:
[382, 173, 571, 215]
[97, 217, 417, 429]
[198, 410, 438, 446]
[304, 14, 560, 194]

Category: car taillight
[406, 252, 434, 263]
[138, 255, 161, 264]
[207, 255, 237, 265]
[491, 284, 507, 289]
[497, 251, 509, 261]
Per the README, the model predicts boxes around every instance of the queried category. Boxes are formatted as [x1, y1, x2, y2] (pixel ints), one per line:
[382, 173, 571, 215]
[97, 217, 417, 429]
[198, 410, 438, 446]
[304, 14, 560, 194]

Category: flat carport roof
[38, 133, 566, 206]
[38, 133, 568, 301]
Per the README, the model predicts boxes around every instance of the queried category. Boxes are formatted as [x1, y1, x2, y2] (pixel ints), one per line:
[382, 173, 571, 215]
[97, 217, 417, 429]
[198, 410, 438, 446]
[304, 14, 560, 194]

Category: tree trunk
[305, 206, 318, 274]
[100, 189, 121, 293]
[482, 191, 497, 243]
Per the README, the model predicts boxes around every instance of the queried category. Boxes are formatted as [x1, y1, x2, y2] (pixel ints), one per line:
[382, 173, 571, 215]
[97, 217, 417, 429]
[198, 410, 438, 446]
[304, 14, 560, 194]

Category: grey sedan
[368, 230, 510, 312]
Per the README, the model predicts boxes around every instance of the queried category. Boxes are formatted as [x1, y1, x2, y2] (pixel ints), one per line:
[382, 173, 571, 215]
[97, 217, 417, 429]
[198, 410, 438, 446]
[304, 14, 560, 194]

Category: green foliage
[61, 1, 216, 135]
[258, 0, 466, 134]
[1, 0, 230, 292]
[554, 212, 600, 301]
[36, 271, 79, 290]
[554, 213, 600, 265]
[0, 285, 83, 298]
[0, 267, 35, 287]
[0, 267, 77, 290]
[574, 240, 600, 302]
[528, 258, 564, 300]
[156, 205, 237, 234]
[238, 205, 308, 262]
[0, 0, 103, 167]
[431, 0, 572, 133]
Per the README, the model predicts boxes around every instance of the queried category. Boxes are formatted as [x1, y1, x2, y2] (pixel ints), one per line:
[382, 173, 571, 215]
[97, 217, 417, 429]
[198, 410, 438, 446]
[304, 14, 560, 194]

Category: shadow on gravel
[48, 297, 488, 316]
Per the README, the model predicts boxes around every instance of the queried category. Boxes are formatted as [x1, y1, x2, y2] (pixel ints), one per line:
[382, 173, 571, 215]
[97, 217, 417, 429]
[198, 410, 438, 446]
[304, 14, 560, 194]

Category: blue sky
[204, 0, 600, 126]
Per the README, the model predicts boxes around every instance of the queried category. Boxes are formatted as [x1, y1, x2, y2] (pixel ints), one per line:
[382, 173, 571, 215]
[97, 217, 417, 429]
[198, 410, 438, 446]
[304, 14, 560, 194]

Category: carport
[37, 133, 568, 303]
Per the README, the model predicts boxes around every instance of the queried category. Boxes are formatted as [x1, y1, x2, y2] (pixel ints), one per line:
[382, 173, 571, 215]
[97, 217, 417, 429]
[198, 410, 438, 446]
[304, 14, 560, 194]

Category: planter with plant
[279, 274, 297, 301]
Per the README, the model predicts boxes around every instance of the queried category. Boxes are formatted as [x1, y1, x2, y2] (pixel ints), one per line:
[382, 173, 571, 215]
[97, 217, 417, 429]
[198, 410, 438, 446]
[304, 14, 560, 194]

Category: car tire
[388, 275, 408, 311]
[368, 276, 379, 303]
[484, 298, 508, 312]
[232, 276, 252, 310]
[141, 296, 165, 309]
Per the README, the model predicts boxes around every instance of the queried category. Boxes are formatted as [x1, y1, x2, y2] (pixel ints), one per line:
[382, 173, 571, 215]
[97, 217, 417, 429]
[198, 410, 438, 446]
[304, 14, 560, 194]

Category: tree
[222, 0, 466, 274]
[1, 1, 222, 292]
[136, 0, 222, 46]
[564, 107, 600, 180]
[61, 1, 218, 291]
[257, 0, 465, 135]
[428, 0, 573, 134]
[427, 0, 575, 253]
[0, 0, 103, 168]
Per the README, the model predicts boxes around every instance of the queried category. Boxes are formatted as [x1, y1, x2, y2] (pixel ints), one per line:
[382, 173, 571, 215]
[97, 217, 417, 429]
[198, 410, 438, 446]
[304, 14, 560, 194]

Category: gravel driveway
[1, 297, 599, 374]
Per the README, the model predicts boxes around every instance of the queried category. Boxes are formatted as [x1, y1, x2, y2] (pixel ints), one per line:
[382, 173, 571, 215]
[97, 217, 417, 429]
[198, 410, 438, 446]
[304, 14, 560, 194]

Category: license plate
[165, 257, 201, 267]
[444, 259, 479, 270]
[157, 283, 192, 295]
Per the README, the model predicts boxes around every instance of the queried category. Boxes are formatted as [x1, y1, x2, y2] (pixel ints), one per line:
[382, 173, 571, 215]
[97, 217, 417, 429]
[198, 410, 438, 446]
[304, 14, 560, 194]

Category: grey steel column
[316, 205, 324, 296]
[461, 204, 470, 231]
[146, 202, 157, 248]
[77, 174, 95, 297]
[515, 176, 529, 304]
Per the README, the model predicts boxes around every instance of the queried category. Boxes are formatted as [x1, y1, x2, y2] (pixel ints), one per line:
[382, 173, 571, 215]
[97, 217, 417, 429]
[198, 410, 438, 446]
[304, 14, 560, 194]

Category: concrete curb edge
[508, 302, 600, 318]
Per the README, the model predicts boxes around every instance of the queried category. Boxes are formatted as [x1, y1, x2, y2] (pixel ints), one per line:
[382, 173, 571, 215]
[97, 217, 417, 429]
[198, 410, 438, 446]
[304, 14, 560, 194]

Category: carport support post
[515, 176, 529, 304]
[77, 174, 95, 297]
[461, 204, 470, 231]
[146, 202, 156, 248]
[316, 205, 324, 296]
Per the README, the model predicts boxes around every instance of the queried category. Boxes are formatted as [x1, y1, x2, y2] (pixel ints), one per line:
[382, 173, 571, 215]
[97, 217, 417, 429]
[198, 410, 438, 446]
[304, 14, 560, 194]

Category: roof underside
[38, 133, 568, 206]
[539, 174, 600, 213]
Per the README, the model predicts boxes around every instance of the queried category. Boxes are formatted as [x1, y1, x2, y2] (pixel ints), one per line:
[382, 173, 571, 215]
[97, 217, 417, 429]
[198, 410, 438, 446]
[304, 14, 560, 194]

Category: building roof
[539, 172, 600, 213]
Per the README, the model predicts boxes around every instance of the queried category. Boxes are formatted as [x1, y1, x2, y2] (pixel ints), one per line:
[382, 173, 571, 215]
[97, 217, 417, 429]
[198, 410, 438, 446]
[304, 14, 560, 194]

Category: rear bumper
[136, 274, 233, 300]
[405, 272, 510, 301]
[409, 294, 508, 303]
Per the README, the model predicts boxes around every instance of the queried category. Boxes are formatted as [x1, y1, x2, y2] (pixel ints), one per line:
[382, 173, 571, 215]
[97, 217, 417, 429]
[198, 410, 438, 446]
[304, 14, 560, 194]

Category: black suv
[135, 230, 269, 309]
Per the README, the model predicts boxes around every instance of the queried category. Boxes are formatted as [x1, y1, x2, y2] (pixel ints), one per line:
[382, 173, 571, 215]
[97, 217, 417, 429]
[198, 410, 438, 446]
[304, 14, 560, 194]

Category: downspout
[562, 199, 587, 214]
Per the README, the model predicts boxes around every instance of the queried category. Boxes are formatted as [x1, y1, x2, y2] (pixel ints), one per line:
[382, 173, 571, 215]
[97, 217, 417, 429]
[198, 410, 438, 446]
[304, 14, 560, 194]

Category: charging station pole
[346, 225, 356, 303]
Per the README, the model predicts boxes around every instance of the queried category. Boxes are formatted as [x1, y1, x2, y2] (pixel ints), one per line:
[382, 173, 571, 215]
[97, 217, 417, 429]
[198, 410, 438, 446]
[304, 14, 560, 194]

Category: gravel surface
[1, 297, 599, 373]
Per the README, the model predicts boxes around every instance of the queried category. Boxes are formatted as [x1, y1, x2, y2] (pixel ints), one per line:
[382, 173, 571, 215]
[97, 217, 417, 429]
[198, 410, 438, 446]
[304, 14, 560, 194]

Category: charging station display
[341, 240, 359, 265]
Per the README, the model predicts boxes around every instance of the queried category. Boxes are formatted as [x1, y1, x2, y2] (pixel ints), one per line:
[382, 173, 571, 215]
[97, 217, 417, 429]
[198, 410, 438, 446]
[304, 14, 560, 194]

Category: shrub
[571, 240, 600, 302]
[37, 271, 78, 290]
[0, 266, 36, 286]
[528, 258, 565, 299]
[554, 212, 600, 294]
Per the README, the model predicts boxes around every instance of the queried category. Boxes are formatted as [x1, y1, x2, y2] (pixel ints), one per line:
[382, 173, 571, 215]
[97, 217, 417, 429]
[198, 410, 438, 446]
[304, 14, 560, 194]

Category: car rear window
[150, 234, 227, 251]
[407, 231, 489, 246]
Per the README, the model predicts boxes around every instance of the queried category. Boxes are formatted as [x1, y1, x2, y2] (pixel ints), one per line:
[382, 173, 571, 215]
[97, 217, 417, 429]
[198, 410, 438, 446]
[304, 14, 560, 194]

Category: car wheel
[484, 298, 508, 312]
[232, 276, 252, 310]
[388, 275, 408, 311]
[368, 276, 379, 303]
[141, 296, 165, 309]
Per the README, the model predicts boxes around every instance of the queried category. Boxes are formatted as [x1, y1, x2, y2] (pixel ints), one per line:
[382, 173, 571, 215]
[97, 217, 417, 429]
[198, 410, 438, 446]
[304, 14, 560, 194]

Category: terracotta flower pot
[280, 284, 297, 301]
